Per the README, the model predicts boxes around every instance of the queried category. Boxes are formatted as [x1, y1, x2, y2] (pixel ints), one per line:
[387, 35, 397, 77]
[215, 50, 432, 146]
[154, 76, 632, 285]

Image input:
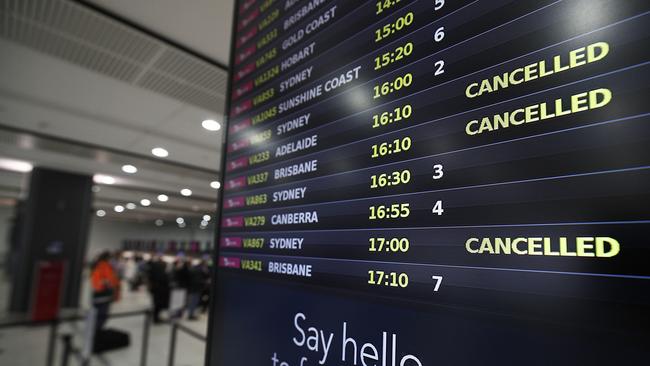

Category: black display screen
[208, 1, 650, 364]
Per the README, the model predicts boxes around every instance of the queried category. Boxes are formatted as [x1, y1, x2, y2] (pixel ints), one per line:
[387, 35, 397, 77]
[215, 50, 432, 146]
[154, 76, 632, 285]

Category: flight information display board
[209, 1, 650, 364]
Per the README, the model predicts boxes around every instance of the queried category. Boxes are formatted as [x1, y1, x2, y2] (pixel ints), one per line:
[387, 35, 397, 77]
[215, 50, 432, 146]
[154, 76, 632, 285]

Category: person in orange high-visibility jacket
[90, 251, 120, 332]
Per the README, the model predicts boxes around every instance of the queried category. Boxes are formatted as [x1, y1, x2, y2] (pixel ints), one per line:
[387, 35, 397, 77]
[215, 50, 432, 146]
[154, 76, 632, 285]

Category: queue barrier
[167, 320, 207, 366]
[0, 308, 151, 366]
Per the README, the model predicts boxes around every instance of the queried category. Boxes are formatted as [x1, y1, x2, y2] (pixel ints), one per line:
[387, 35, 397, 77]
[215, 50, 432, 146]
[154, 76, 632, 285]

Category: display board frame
[206, 1, 650, 365]
[205, 1, 240, 365]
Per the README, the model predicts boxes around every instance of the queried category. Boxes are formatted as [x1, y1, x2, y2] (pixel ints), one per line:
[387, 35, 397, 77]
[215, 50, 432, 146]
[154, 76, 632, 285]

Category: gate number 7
[432, 276, 443, 292]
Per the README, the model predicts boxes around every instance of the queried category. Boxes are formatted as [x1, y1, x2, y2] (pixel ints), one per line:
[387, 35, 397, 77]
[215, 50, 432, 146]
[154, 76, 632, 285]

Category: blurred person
[111, 250, 126, 280]
[147, 255, 170, 324]
[132, 255, 146, 290]
[124, 256, 137, 291]
[199, 260, 212, 314]
[186, 261, 204, 320]
[171, 258, 190, 319]
[91, 251, 120, 333]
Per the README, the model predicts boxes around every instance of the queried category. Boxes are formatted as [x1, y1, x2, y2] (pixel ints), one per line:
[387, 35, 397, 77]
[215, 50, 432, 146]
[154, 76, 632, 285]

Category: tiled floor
[0, 273, 209, 366]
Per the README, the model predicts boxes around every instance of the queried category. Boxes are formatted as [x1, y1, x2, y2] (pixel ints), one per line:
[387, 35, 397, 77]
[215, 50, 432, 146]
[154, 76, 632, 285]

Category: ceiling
[84, 0, 234, 66]
[0, 0, 235, 227]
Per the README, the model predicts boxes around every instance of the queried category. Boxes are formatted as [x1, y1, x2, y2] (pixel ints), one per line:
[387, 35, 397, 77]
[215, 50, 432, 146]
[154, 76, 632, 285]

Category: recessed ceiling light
[201, 220, 209, 227]
[126, 203, 137, 210]
[180, 188, 192, 197]
[179, 222, 186, 228]
[176, 217, 185, 225]
[94, 174, 115, 185]
[114, 205, 124, 213]
[210, 181, 221, 189]
[157, 194, 169, 202]
[155, 219, 164, 227]
[140, 199, 151, 207]
[122, 164, 138, 174]
[0, 158, 33, 173]
[96, 210, 106, 217]
[202, 119, 221, 131]
[203, 215, 211, 221]
[151, 147, 169, 158]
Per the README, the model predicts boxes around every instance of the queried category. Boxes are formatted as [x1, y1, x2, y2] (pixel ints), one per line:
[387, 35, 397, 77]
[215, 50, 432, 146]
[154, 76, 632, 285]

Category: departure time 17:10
[368, 270, 409, 287]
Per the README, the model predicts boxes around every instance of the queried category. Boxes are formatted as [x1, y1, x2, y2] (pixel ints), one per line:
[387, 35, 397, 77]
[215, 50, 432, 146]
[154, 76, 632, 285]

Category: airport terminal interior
[0, 0, 649, 365]
[0, 0, 231, 365]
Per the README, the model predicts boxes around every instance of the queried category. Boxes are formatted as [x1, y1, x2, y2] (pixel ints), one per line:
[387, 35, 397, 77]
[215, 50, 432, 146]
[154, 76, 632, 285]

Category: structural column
[10, 167, 93, 312]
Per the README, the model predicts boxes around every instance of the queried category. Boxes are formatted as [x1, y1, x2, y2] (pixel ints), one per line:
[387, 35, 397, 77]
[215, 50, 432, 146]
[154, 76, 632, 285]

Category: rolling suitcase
[93, 328, 130, 353]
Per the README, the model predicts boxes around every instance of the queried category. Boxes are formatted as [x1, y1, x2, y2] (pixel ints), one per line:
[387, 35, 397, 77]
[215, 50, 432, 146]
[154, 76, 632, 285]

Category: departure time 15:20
[374, 42, 414, 71]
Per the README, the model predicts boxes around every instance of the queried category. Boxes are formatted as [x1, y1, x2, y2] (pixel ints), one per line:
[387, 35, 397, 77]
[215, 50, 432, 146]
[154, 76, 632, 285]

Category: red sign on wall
[31, 261, 65, 322]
